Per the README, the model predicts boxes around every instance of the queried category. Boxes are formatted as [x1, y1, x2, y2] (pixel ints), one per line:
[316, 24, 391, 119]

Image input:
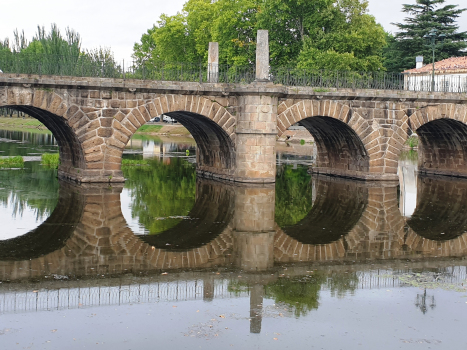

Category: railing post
[207, 42, 219, 83]
[199, 62, 202, 83]
[255, 30, 270, 81]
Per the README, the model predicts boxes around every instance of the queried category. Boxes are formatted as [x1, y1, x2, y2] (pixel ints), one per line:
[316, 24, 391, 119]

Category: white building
[403, 56, 467, 93]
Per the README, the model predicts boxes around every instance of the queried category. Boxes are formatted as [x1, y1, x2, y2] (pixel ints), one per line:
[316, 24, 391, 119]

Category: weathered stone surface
[2, 75, 467, 183]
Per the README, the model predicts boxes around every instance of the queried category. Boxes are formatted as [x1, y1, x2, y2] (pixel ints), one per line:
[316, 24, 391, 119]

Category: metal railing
[1, 53, 466, 93]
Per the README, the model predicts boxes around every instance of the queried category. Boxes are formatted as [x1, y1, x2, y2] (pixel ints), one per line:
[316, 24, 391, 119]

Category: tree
[0, 24, 119, 77]
[258, 0, 386, 70]
[133, 0, 386, 70]
[384, 0, 467, 72]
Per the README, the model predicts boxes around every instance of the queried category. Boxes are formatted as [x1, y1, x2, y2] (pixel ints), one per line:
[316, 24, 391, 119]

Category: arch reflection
[406, 176, 467, 241]
[279, 175, 368, 245]
[2, 169, 467, 281]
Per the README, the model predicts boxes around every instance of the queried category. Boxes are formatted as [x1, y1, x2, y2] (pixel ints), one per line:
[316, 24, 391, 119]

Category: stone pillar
[208, 42, 219, 83]
[233, 184, 275, 271]
[235, 95, 277, 183]
[256, 30, 269, 81]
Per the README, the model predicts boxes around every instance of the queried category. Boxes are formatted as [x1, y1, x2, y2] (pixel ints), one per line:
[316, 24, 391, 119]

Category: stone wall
[2, 74, 467, 182]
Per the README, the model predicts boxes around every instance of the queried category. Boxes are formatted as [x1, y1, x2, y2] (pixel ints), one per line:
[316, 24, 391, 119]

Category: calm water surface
[0, 130, 466, 349]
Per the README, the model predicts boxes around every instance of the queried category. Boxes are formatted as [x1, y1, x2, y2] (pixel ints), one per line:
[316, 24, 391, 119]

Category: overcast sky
[1, 0, 466, 62]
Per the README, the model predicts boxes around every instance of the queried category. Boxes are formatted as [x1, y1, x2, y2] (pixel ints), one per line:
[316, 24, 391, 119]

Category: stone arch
[104, 94, 237, 181]
[0, 86, 118, 182]
[277, 99, 394, 179]
[389, 103, 467, 178]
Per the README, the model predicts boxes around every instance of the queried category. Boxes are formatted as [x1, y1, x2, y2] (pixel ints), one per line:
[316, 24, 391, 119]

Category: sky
[1, 0, 466, 63]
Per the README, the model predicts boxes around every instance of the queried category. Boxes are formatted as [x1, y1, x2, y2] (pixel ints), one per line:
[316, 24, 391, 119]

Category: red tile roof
[403, 56, 467, 74]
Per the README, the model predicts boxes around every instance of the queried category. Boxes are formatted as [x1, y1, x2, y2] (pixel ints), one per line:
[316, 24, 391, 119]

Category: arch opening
[159, 111, 236, 178]
[3, 105, 85, 173]
[299, 116, 369, 175]
[416, 118, 467, 177]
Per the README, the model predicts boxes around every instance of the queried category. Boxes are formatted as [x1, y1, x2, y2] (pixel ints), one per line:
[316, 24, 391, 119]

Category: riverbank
[0, 118, 192, 137]
[0, 117, 50, 133]
[137, 123, 192, 137]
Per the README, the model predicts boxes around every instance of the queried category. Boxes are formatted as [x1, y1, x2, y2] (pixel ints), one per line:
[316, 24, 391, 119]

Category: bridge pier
[235, 94, 278, 183]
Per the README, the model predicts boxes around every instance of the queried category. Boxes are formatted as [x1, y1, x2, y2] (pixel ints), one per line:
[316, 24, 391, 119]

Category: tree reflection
[0, 161, 59, 220]
[122, 157, 196, 234]
[275, 165, 313, 227]
[265, 274, 326, 317]
[264, 271, 359, 318]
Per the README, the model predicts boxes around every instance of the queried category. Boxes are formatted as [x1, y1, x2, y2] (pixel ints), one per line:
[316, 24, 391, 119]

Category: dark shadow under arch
[0, 182, 85, 260]
[299, 116, 369, 173]
[6, 105, 85, 170]
[280, 176, 368, 245]
[417, 118, 467, 177]
[165, 111, 235, 174]
[407, 176, 467, 241]
[137, 179, 235, 251]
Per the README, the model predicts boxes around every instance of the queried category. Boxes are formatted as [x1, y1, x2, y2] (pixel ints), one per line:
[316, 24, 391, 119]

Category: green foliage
[136, 125, 163, 133]
[122, 159, 150, 166]
[262, 0, 386, 70]
[0, 162, 59, 220]
[0, 156, 24, 168]
[133, 0, 386, 71]
[384, 0, 467, 72]
[122, 157, 196, 234]
[264, 271, 359, 317]
[0, 24, 120, 77]
[265, 274, 326, 317]
[275, 165, 313, 226]
[406, 135, 419, 149]
[400, 149, 418, 161]
[41, 153, 60, 168]
[326, 271, 359, 298]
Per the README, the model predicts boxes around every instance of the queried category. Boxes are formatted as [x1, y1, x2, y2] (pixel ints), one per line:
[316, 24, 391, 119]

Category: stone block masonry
[2, 64, 467, 182]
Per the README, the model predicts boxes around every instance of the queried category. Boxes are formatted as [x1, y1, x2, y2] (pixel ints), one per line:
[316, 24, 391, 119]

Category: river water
[0, 130, 466, 349]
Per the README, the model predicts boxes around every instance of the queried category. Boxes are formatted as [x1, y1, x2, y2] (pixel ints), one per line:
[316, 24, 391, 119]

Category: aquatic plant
[0, 155, 24, 168]
[122, 159, 150, 166]
[405, 135, 419, 149]
[41, 153, 59, 168]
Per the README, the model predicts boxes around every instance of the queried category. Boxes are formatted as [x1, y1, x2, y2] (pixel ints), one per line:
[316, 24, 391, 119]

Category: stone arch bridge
[1, 75, 467, 182]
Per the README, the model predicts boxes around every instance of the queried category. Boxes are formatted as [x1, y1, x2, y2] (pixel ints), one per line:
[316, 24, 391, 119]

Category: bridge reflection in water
[1, 174, 467, 333]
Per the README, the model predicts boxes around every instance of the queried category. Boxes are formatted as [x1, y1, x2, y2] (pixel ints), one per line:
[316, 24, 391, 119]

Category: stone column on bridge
[234, 30, 277, 183]
[255, 30, 269, 81]
[207, 42, 219, 83]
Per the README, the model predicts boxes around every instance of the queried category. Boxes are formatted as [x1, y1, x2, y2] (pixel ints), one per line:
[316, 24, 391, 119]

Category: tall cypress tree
[384, 0, 467, 72]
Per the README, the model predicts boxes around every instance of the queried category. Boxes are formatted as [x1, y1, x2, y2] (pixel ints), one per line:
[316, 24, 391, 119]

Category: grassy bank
[0, 117, 51, 133]
[136, 125, 163, 133]
[136, 124, 191, 136]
